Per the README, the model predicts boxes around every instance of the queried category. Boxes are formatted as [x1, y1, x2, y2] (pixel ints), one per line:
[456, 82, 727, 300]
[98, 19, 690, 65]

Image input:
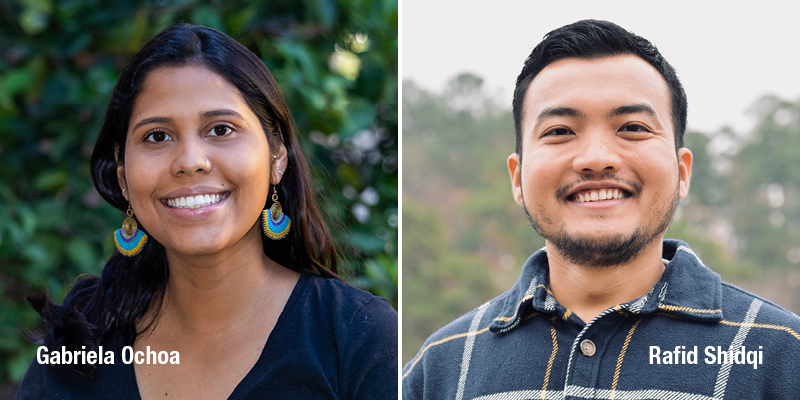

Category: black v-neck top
[15, 272, 398, 399]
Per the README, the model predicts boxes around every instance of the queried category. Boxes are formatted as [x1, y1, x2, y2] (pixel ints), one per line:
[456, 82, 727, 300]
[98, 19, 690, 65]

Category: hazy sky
[402, 1, 800, 134]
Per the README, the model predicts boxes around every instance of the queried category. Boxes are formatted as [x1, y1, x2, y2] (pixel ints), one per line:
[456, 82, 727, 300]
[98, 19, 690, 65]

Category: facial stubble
[522, 179, 680, 268]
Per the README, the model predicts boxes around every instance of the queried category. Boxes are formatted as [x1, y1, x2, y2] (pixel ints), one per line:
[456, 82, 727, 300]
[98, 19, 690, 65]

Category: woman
[16, 25, 397, 399]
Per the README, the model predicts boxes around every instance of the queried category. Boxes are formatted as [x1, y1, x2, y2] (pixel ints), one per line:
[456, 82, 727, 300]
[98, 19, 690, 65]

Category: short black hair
[512, 19, 687, 155]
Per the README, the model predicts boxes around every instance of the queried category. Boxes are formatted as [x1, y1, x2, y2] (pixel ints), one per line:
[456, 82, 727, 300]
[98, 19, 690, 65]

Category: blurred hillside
[402, 75, 800, 364]
[0, 0, 397, 395]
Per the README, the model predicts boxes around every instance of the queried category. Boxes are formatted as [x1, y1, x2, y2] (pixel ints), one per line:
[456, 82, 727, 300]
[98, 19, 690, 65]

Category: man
[402, 19, 800, 399]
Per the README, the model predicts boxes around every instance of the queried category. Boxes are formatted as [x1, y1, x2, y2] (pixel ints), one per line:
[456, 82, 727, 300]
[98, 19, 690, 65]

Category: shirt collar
[489, 239, 724, 333]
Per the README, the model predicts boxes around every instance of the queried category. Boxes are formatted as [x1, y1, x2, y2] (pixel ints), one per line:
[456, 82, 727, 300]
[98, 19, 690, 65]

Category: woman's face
[117, 64, 287, 258]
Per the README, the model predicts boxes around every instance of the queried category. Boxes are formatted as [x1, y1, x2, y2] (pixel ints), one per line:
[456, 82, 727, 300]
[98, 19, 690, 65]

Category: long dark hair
[28, 24, 339, 378]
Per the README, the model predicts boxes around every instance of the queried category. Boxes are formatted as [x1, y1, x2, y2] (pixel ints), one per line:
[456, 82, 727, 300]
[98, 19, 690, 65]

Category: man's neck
[546, 239, 666, 324]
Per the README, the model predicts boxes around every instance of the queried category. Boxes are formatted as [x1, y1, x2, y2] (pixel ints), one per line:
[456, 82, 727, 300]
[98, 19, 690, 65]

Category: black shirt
[16, 271, 398, 399]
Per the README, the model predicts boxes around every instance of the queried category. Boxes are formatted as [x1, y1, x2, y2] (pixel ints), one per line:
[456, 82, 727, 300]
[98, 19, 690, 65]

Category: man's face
[507, 55, 692, 267]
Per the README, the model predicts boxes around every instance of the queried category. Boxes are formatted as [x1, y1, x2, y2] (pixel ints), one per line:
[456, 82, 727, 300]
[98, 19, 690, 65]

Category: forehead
[521, 54, 672, 133]
[130, 65, 249, 123]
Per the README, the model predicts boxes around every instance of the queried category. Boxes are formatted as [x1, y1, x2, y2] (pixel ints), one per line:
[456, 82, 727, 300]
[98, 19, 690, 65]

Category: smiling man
[402, 20, 800, 400]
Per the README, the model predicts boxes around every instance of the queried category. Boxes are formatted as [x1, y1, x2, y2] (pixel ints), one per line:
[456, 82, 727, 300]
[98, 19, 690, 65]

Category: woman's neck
[142, 226, 299, 340]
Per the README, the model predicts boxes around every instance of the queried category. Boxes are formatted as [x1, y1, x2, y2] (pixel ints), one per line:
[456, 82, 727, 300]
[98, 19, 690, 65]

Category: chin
[167, 241, 230, 258]
[544, 227, 655, 268]
[568, 228, 636, 242]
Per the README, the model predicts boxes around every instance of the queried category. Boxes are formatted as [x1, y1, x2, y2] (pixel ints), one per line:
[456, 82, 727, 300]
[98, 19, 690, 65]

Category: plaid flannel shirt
[403, 239, 800, 399]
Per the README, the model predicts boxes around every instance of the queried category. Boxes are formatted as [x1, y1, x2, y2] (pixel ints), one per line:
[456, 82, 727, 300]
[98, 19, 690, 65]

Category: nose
[571, 131, 622, 174]
[171, 136, 211, 176]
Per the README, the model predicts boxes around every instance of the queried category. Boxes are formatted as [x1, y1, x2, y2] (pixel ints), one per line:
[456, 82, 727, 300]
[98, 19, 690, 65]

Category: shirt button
[580, 339, 596, 357]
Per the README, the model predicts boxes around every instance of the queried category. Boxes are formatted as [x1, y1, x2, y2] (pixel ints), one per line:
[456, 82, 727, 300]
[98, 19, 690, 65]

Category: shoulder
[14, 359, 45, 400]
[408, 287, 512, 360]
[298, 272, 397, 322]
[15, 336, 133, 400]
[718, 281, 800, 390]
[719, 281, 800, 330]
[402, 290, 511, 398]
[299, 273, 397, 348]
[718, 281, 800, 346]
[299, 273, 398, 399]
[15, 359, 95, 400]
[417, 298, 496, 350]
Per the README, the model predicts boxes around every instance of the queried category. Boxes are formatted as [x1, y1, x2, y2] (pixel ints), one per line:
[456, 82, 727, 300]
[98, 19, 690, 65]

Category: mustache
[554, 172, 643, 202]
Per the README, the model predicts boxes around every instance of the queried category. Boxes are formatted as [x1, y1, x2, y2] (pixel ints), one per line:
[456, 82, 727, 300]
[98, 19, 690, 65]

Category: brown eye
[620, 124, 649, 132]
[145, 130, 171, 142]
[209, 125, 233, 137]
[544, 127, 574, 136]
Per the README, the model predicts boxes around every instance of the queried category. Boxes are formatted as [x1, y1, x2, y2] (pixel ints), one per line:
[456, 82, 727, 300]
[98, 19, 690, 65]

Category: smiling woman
[120, 65, 278, 260]
[15, 25, 397, 400]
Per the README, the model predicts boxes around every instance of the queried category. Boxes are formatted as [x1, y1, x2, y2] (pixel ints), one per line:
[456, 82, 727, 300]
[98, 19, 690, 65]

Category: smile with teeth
[167, 193, 228, 209]
[572, 188, 630, 203]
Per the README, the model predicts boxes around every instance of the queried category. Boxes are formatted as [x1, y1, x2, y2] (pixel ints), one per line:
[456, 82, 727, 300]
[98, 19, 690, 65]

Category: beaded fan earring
[262, 186, 291, 240]
[114, 206, 148, 256]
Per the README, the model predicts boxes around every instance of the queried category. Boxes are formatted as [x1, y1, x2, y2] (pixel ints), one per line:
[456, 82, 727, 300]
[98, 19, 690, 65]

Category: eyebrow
[132, 116, 171, 132]
[131, 109, 249, 132]
[532, 106, 584, 132]
[608, 104, 657, 118]
[201, 109, 247, 123]
[536, 106, 584, 121]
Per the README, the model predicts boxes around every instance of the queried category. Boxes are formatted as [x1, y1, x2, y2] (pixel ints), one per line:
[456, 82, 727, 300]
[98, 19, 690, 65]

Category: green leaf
[35, 170, 69, 193]
[66, 238, 97, 274]
[348, 230, 385, 253]
[19, 8, 49, 35]
[191, 5, 226, 31]
[1, 68, 35, 95]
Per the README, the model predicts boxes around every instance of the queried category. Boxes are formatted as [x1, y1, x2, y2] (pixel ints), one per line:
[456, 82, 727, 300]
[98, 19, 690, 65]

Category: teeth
[573, 188, 628, 203]
[167, 193, 226, 209]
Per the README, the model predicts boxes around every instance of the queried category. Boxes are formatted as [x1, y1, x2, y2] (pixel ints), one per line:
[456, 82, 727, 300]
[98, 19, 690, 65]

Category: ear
[270, 143, 289, 185]
[115, 145, 128, 202]
[677, 147, 693, 199]
[507, 153, 524, 206]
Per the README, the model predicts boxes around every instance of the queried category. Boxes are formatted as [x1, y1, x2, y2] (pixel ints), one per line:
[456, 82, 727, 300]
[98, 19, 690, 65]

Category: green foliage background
[402, 75, 800, 365]
[0, 0, 398, 389]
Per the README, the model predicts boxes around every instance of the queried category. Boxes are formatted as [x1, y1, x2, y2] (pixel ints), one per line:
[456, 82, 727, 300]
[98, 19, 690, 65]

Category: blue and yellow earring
[114, 206, 148, 256]
[262, 186, 291, 240]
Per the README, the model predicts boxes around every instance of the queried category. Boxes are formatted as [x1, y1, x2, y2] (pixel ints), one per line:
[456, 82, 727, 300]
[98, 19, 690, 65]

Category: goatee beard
[523, 185, 679, 268]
